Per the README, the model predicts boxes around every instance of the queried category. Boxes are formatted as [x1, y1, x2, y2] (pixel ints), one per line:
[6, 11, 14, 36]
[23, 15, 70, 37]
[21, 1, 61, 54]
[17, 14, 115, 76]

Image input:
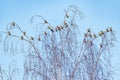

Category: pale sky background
[0, 0, 120, 79]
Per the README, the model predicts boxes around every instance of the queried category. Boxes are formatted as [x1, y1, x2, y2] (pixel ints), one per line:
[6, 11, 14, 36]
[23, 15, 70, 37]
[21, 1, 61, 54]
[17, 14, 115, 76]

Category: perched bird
[64, 21, 67, 25]
[57, 26, 61, 31]
[110, 27, 112, 32]
[106, 28, 109, 32]
[93, 34, 97, 38]
[50, 29, 54, 32]
[84, 33, 88, 37]
[99, 31, 104, 36]
[38, 36, 41, 41]
[60, 25, 63, 30]
[23, 31, 26, 35]
[89, 33, 92, 37]
[99, 32, 102, 36]
[55, 27, 58, 32]
[7, 31, 11, 36]
[20, 36, 24, 40]
[11, 22, 15, 26]
[48, 26, 54, 32]
[100, 44, 102, 48]
[87, 28, 91, 32]
[64, 21, 68, 28]
[89, 41, 93, 46]
[83, 38, 86, 43]
[66, 13, 69, 18]
[44, 31, 47, 35]
[30, 36, 34, 40]
[44, 20, 48, 24]
[48, 26, 51, 29]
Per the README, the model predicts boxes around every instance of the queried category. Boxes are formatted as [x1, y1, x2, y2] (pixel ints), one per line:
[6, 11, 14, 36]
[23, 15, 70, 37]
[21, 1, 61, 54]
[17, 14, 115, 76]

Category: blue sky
[0, 0, 120, 79]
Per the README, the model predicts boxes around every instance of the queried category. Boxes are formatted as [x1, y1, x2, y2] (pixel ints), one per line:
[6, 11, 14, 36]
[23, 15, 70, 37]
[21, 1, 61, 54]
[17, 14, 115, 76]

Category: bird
[23, 31, 26, 35]
[60, 25, 63, 30]
[110, 27, 112, 32]
[100, 44, 102, 48]
[87, 28, 91, 32]
[7, 31, 11, 36]
[84, 33, 88, 37]
[89, 33, 92, 37]
[99, 31, 104, 36]
[93, 34, 97, 38]
[44, 31, 47, 35]
[11, 22, 15, 26]
[66, 13, 69, 18]
[50, 29, 54, 32]
[44, 20, 48, 24]
[30, 36, 34, 40]
[106, 28, 109, 32]
[20, 36, 24, 40]
[38, 36, 41, 41]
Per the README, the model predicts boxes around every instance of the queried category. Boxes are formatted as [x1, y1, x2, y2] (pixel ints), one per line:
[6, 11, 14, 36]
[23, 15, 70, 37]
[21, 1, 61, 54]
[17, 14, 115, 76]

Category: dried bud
[38, 36, 41, 41]
[44, 20, 48, 23]
[20, 36, 24, 40]
[110, 27, 112, 32]
[30, 36, 34, 40]
[7, 31, 11, 36]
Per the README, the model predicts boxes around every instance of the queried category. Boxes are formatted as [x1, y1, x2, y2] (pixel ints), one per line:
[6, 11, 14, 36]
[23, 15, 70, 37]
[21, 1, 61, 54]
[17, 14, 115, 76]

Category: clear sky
[0, 0, 120, 79]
